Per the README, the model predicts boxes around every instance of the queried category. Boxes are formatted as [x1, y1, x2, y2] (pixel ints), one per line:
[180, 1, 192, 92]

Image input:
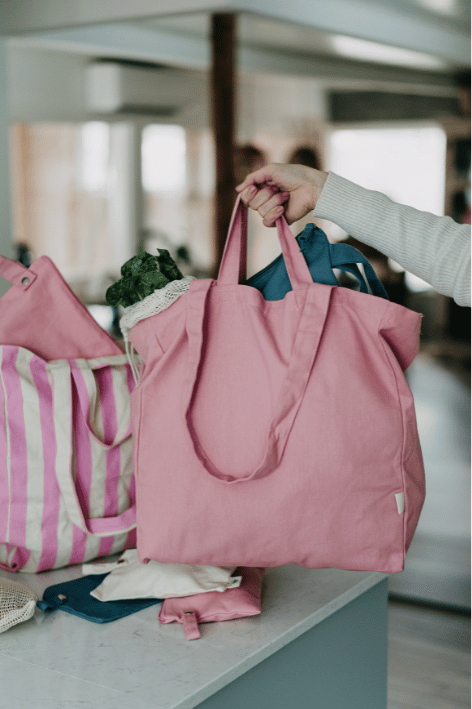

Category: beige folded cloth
[82, 549, 241, 602]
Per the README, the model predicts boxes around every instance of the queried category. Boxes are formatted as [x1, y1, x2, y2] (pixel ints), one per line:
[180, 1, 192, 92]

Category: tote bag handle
[50, 359, 136, 536]
[69, 356, 133, 449]
[245, 224, 388, 300]
[330, 243, 388, 298]
[182, 198, 331, 485]
[217, 196, 314, 287]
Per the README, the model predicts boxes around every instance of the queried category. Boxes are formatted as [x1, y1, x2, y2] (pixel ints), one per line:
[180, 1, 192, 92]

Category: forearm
[314, 172, 471, 307]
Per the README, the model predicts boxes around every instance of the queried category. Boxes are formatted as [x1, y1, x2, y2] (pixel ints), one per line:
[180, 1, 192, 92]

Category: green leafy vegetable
[106, 250, 183, 308]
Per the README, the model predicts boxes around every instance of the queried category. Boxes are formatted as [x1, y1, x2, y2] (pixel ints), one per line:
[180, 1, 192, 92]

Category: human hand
[236, 163, 328, 227]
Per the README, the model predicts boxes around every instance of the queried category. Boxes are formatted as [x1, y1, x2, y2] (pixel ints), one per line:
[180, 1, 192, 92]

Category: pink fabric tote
[0, 255, 136, 572]
[131, 198, 425, 574]
[0, 254, 122, 361]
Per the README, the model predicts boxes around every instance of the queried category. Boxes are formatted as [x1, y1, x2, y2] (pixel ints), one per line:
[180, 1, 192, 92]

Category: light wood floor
[388, 600, 471, 709]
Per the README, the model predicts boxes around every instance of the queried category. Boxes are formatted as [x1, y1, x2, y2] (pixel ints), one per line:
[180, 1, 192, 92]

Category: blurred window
[332, 35, 445, 70]
[77, 122, 110, 192]
[329, 124, 447, 292]
[10, 122, 115, 281]
[142, 125, 186, 193]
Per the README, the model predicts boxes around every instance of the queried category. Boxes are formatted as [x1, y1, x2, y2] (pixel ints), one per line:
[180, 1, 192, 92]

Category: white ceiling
[135, 11, 467, 71]
[141, 0, 471, 42]
[358, 0, 470, 31]
[3, 0, 469, 95]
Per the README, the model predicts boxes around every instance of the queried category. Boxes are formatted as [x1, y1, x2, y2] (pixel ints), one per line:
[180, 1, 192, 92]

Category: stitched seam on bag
[131, 386, 143, 483]
[151, 326, 166, 359]
[337, 288, 387, 315]
[401, 441, 417, 466]
[378, 303, 407, 553]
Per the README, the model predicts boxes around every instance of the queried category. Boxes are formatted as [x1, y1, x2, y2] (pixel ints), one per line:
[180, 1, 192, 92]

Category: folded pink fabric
[159, 567, 265, 640]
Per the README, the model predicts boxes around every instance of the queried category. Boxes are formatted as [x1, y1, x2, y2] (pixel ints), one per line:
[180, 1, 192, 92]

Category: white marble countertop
[0, 564, 386, 709]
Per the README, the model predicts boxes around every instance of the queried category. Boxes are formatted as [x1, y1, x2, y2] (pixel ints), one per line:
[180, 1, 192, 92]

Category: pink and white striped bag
[0, 255, 137, 572]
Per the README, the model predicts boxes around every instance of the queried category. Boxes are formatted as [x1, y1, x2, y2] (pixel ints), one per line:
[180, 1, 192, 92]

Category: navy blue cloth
[37, 573, 162, 623]
[246, 223, 388, 301]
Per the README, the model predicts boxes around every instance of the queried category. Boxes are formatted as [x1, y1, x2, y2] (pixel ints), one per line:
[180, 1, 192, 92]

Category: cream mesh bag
[0, 577, 37, 633]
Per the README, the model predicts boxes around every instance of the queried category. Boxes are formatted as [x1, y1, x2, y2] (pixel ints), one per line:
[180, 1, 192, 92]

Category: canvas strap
[182, 198, 332, 485]
[330, 243, 388, 298]
[50, 358, 136, 536]
[69, 355, 133, 448]
[218, 196, 313, 287]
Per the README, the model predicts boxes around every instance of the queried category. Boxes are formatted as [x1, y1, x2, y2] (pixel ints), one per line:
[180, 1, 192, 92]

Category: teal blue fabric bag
[37, 573, 162, 623]
[246, 223, 388, 300]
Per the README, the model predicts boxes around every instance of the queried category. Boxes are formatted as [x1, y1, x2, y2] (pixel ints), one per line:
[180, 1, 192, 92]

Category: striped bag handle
[69, 355, 133, 449]
[49, 358, 136, 537]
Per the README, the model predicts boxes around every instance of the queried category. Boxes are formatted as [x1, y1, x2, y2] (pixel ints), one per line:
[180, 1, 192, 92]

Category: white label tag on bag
[395, 492, 405, 514]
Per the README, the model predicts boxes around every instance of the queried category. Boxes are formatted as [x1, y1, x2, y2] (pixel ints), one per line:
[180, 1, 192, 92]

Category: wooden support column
[211, 12, 237, 275]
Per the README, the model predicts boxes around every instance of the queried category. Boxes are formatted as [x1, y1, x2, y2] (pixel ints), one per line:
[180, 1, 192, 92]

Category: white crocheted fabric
[0, 577, 37, 633]
[119, 276, 194, 342]
[120, 276, 194, 383]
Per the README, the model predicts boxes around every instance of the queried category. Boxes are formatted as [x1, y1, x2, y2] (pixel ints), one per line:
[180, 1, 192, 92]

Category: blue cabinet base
[196, 578, 389, 709]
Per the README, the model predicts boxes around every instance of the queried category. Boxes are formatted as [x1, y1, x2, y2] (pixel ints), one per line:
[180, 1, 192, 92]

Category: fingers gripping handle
[217, 197, 312, 288]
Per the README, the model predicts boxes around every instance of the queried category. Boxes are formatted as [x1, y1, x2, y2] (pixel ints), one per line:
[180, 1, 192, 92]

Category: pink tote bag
[0, 255, 136, 572]
[0, 254, 122, 361]
[131, 198, 425, 574]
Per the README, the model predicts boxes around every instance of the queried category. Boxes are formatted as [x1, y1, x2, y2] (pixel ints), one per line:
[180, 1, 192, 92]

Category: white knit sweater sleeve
[313, 172, 471, 307]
